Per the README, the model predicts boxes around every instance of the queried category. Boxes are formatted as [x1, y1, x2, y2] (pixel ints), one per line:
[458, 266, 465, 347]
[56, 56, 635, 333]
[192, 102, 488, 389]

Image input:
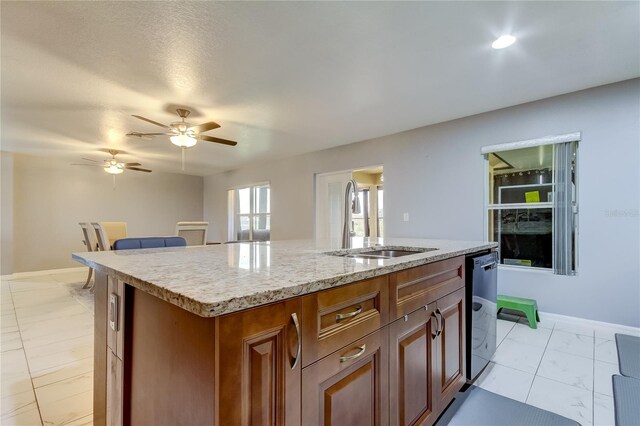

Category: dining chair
[175, 221, 208, 246]
[100, 222, 128, 247]
[78, 222, 96, 289]
[91, 222, 111, 251]
[91, 222, 128, 250]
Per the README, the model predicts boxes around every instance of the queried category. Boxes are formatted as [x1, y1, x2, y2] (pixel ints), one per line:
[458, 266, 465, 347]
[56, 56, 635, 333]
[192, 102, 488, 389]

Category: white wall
[2, 153, 204, 274]
[204, 79, 640, 327]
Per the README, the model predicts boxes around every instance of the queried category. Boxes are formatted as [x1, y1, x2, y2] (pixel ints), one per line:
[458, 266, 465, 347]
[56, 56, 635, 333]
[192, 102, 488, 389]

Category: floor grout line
[5, 274, 95, 426]
[524, 321, 554, 403]
[7, 279, 45, 426]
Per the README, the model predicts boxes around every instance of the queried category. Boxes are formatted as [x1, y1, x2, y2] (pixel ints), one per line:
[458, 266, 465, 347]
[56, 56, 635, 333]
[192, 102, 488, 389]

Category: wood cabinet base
[93, 256, 467, 426]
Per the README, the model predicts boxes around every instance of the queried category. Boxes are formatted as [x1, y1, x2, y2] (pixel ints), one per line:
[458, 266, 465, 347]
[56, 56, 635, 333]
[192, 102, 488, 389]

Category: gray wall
[1, 153, 15, 274]
[1, 153, 204, 273]
[204, 79, 640, 327]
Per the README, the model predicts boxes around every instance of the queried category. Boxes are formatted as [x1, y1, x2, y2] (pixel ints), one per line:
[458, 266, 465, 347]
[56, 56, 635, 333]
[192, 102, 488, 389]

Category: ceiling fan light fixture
[492, 34, 516, 49]
[170, 134, 197, 148]
[104, 165, 124, 174]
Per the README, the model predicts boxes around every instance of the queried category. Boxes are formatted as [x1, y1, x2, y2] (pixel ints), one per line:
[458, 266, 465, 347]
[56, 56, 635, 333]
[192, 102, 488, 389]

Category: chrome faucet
[342, 179, 361, 249]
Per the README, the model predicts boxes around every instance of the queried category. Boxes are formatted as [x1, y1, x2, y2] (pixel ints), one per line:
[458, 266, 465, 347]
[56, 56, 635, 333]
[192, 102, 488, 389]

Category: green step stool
[497, 295, 540, 329]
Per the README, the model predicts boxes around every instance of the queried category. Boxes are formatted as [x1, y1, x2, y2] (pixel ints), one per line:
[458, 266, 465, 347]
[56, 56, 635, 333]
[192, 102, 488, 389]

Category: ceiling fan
[127, 108, 238, 148]
[72, 149, 152, 175]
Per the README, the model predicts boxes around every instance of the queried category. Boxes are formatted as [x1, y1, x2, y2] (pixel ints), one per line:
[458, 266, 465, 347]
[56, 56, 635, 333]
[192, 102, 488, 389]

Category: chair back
[91, 222, 111, 251]
[176, 221, 208, 246]
[113, 237, 186, 251]
[101, 222, 128, 247]
[78, 222, 95, 252]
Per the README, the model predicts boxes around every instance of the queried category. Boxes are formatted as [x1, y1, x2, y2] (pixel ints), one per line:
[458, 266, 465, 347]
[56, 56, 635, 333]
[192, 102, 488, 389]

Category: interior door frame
[314, 170, 353, 240]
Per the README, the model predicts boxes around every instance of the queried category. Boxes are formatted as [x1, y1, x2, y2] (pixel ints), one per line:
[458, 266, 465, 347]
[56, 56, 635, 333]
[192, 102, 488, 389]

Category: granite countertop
[72, 238, 496, 317]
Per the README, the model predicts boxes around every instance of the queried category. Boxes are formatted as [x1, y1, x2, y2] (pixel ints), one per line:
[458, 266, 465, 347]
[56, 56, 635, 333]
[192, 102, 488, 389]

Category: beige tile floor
[2, 270, 638, 426]
[1, 271, 93, 426]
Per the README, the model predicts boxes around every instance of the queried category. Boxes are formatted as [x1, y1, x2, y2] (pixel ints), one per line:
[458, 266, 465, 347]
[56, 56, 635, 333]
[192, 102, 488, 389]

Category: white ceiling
[1, 1, 638, 176]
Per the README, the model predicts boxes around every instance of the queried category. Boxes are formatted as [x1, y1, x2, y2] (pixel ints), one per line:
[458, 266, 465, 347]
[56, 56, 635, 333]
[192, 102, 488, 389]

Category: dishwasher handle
[480, 261, 497, 271]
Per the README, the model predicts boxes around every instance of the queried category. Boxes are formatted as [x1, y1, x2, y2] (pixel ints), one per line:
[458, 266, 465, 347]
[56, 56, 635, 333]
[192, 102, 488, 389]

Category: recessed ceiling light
[492, 35, 516, 49]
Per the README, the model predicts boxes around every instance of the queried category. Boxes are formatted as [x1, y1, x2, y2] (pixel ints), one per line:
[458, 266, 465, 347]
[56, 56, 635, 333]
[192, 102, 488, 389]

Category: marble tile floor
[476, 313, 640, 426]
[1, 271, 93, 426]
[2, 270, 638, 426]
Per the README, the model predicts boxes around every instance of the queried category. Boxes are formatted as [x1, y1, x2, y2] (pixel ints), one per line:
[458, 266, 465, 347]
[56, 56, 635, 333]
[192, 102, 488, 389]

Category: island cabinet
[93, 255, 466, 426]
[300, 275, 390, 425]
[94, 273, 126, 426]
[216, 299, 302, 425]
[388, 256, 466, 426]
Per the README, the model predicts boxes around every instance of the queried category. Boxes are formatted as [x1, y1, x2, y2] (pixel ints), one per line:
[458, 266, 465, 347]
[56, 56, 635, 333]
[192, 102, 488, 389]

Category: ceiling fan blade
[71, 163, 101, 167]
[189, 121, 220, 134]
[80, 157, 100, 162]
[126, 166, 152, 173]
[123, 162, 141, 166]
[128, 132, 171, 136]
[131, 115, 170, 129]
[197, 135, 238, 146]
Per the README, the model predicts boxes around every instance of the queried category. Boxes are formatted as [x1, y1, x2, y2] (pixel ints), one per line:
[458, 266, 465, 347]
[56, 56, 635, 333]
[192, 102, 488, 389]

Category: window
[352, 189, 370, 237]
[483, 133, 579, 275]
[228, 184, 270, 241]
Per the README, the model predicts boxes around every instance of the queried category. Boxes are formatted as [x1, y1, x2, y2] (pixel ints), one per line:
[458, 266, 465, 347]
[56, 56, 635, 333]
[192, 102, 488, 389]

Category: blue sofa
[112, 237, 186, 250]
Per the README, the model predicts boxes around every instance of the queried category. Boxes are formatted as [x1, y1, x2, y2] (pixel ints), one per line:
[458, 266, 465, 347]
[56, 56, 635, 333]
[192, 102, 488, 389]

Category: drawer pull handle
[109, 293, 119, 332]
[340, 344, 366, 363]
[336, 305, 362, 321]
[291, 312, 301, 370]
[431, 311, 439, 339]
[436, 308, 443, 336]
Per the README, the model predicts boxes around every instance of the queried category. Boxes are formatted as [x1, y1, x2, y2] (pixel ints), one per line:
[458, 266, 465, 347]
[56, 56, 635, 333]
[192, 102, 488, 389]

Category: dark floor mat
[615, 333, 640, 380]
[612, 375, 640, 426]
[435, 386, 580, 426]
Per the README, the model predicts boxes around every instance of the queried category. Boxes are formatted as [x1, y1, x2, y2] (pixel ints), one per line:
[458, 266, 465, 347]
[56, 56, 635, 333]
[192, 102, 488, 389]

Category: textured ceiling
[1, 1, 638, 176]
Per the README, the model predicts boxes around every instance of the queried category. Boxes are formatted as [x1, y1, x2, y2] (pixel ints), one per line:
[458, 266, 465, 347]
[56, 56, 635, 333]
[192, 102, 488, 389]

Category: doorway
[315, 166, 384, 240]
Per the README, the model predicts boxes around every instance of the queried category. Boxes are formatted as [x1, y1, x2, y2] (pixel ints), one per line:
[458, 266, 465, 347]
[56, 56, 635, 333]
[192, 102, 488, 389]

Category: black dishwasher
[465, 252, 498, 383]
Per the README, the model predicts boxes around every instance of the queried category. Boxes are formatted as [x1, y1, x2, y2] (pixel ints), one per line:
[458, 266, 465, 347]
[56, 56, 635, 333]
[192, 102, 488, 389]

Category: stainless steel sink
[330, 247, 437, 260]
[362, 249, 424, 257]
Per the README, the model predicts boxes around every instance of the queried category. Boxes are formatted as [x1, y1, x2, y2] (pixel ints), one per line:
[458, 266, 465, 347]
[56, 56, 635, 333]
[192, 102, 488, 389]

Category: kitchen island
[73, 238, 496, 426]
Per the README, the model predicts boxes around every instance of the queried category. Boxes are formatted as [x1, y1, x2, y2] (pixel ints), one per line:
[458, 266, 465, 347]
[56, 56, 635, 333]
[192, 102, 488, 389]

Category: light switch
[403, 213, 409, 222]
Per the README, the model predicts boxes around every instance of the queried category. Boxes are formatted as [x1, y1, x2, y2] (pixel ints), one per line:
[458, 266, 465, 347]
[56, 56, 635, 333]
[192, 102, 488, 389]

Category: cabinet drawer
[301, 275, 389, 367]
[301, 328, 389, 426]
[390, 256, 464, 320]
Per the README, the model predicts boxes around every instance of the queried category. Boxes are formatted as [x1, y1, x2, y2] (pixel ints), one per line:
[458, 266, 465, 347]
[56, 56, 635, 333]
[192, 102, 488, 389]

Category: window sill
[498, 265, 554, 275]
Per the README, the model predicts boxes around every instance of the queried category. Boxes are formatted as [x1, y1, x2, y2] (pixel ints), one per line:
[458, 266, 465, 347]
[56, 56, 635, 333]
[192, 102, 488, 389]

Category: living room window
[228, 183, 270, 241]
[483, 133, 579, 275]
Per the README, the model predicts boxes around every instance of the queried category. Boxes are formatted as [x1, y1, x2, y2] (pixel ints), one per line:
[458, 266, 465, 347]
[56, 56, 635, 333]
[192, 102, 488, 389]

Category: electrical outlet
[403, 213, 409, 222]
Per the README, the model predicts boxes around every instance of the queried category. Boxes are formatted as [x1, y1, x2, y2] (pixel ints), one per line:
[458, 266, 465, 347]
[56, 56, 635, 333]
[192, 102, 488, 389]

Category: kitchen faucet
[342, 179, 361, 249]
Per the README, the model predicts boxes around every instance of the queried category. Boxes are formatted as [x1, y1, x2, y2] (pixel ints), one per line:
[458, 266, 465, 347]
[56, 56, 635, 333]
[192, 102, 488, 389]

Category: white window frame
[482, 132, 580, 274]
[228, 182, 270, 241]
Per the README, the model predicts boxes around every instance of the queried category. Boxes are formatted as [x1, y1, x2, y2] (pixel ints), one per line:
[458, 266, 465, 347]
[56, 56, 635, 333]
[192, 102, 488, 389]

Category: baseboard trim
[538, 310, 640, 334]
[3, 266, 88, 280]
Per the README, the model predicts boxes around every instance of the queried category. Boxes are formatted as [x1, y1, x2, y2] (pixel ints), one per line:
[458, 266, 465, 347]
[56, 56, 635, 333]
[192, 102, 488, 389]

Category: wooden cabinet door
[302, 329, 389, 426]
[216, 298, 302, 426]
[434, 287, 466, 409]
[389, 306, 439, 426]
[105, 349, 123, 426]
